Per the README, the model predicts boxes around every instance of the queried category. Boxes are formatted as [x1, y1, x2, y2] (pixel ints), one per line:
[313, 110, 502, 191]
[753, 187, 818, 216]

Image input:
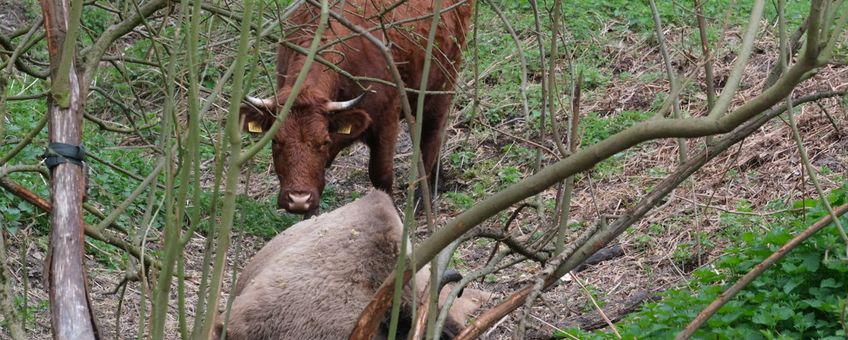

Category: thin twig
[0, 177, 161, 270]
[571, 272, 621, 338]
[0, 113, 46, 167]
[693, 0, 716, 110]
[648, 0, 688, 163]
[814, 100, 843, 137]
[0, 188, 25, 340]
[706, 0, 765, 120]
[674, 195, 804, 216]
[777, 0, 848, 247]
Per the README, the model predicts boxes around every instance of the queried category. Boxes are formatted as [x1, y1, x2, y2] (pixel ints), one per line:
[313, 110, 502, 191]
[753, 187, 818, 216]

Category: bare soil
[0, 0, 33, 35]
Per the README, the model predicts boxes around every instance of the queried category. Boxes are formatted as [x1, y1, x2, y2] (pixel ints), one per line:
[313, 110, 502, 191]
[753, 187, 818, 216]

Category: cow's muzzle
[278, 190, 318, 215]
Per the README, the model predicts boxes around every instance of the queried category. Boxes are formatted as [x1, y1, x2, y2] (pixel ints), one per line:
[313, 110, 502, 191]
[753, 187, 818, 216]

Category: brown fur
[411, 271, 495, 338]
[214, 191, 491, 339]
[241, 0, 474, 215]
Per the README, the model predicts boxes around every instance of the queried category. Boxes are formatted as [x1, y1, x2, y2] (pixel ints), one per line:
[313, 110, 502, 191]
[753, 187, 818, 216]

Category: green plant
[194, 191, 300, 240]
[588, 152, 627, 178]
[450, 250, 466, 268]
[474, 238, 492, 247]
[580, 111, 652, 146]
[718, 200, 766, 241]
[319, 184, 340, 211]
[445, 191, 475, 210]
[497, 166, 523, 188]
[449, 149, 475, 168]
[579, 65, 611, 90]
[15, 297, 48, 329]
[580, 284, 609, 313]
[501, 144, 534, 164]
[648, 223, 665, 235]
[633, 234, 655, 251]
[671, 242, 693, 263]
[645, 166, 668, 178]
[88, 239, 123, 270]
[556, 185, 848, 339]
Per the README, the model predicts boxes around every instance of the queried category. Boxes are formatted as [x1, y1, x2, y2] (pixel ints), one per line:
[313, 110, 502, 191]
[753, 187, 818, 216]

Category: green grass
[445, 191, 475, 210]
[193, 191, 301, 240]
[580, 110, 652, 146]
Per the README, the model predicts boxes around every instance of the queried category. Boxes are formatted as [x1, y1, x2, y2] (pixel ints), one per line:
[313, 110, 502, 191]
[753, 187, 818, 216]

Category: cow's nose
[287, 191, 312, 212]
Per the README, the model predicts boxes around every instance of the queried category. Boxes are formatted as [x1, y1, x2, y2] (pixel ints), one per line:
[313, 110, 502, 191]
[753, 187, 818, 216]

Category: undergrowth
[556, 184, 848, 339]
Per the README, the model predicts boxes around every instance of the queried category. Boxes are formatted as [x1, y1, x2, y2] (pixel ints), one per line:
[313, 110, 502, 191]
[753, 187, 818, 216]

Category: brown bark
[39, 0, 98, 338]
[349, 270, 415, 340]
[454, 286, 535, 340]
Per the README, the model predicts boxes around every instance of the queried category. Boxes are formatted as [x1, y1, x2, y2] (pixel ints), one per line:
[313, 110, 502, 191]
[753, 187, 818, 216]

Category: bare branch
[80, 0, 169, 86]
[706, 0, 765, 120]
[455, 90, 846, 339]
[0, 176, 161, 271]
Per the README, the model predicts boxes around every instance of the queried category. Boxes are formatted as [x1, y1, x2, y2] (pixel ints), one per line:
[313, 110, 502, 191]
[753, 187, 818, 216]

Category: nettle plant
[559, 184, 848, 339]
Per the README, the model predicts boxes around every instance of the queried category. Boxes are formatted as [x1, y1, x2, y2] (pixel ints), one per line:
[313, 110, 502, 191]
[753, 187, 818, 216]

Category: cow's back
[277, 0, 473, 95]
[223, 190, 402, 340]
[388, 0, 474, 92]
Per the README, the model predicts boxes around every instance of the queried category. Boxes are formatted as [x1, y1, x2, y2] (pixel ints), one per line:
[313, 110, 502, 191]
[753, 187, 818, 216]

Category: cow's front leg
[409, 95, 452, 213]
[420, 94, 451, 178]
[367, 132, 397, 196]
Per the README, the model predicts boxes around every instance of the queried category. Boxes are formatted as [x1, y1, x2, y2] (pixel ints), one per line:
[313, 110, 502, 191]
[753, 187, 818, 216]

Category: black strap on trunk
[43, 142, 86, 169]
[42, 142, 90, 201]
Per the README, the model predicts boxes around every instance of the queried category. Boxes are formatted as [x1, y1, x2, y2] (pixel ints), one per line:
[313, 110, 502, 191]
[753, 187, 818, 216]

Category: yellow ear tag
[337, 123, 352, 135]
[248, 121, 263, 133]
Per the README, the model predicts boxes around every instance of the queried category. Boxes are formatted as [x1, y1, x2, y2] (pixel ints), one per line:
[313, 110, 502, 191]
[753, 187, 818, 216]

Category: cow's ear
[329, 109, 371, 139]
[239, 100, 275, 135]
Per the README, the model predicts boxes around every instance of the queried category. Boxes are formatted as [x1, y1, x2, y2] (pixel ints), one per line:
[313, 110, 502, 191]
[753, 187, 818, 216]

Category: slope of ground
[1, 1, 846, 339]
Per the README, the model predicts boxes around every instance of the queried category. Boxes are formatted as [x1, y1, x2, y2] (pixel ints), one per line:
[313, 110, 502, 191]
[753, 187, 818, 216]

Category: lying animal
[240, 0, 474, 215]
[214, 190, 491, 339]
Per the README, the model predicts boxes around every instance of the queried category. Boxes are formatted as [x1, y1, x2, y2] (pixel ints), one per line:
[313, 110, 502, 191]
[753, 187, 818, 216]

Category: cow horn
[245, 96, 275, 109]
[439, 269, 465, 297]
[326, 93, 365, 112]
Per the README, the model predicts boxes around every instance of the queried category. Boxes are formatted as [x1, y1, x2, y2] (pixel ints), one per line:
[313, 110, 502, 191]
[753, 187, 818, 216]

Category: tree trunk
[39, 0, 98, 338]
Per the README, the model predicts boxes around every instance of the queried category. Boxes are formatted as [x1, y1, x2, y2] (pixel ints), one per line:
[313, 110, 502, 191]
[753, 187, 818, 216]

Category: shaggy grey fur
[215, 190, 492, 339]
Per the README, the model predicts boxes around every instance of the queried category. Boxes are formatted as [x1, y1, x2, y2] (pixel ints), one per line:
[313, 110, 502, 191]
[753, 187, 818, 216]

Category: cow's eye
[313, 139, 329, 150]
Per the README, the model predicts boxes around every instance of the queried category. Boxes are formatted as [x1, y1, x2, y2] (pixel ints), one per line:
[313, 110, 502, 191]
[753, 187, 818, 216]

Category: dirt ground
[2, 4, 847, 340]
[0, 0, 33, 35]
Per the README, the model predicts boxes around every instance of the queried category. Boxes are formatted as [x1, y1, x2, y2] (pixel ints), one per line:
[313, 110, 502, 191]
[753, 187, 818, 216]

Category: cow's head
[239, 88, 370, 215]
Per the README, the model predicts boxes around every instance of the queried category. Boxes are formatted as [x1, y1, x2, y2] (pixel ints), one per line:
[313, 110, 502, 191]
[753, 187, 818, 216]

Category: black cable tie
[42, 142, 86, 170]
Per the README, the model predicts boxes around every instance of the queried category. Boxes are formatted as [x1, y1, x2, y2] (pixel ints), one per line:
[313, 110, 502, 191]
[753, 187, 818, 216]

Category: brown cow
[213, 190, 492, 339]
[240, 0, 474, 215]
